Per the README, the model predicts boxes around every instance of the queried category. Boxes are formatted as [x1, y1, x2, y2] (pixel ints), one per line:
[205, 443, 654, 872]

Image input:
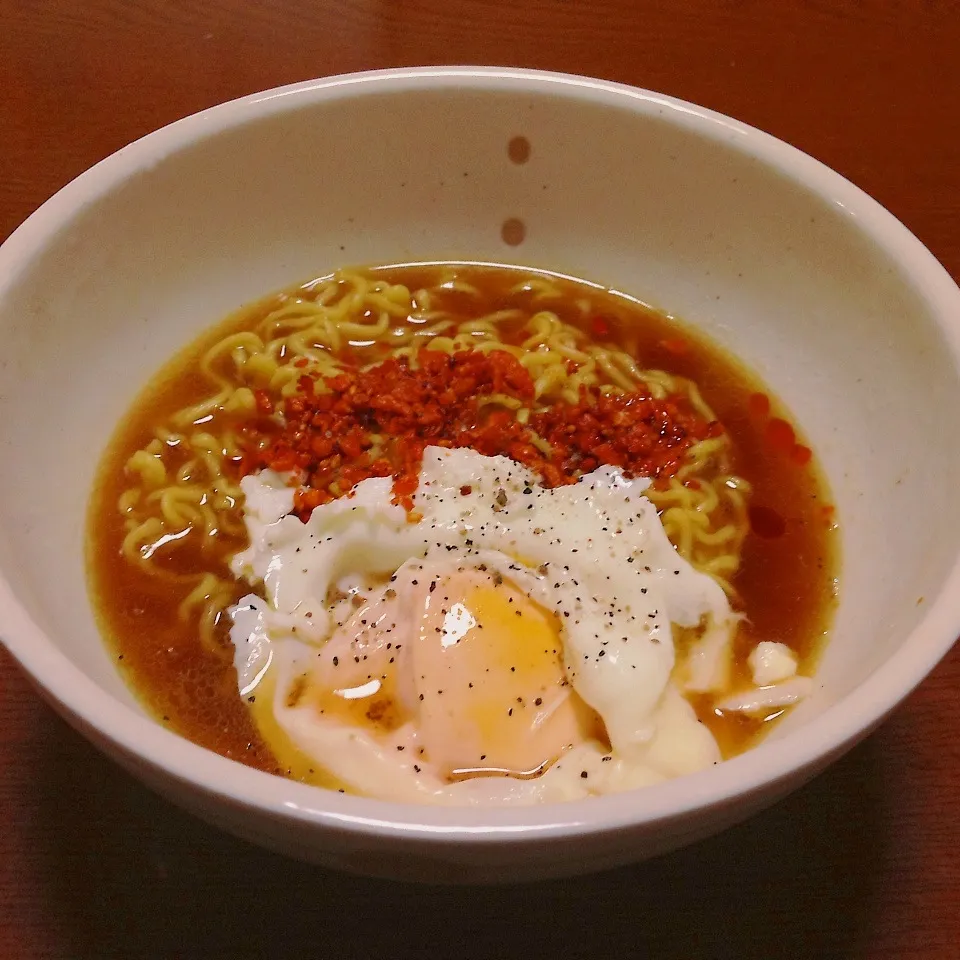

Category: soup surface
[88, 263, 838, 799]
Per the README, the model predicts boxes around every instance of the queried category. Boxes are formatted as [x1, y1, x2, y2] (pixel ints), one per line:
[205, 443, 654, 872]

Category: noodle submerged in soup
[88, 263, 838, 802]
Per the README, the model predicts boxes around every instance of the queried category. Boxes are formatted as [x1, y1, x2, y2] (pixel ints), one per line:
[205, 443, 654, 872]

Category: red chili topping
[253, 389, 274, 416]
[241, 347, 717, 518]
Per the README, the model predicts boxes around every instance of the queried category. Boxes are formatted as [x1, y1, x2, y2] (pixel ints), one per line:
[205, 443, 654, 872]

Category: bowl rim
[2, 65, 959, 845]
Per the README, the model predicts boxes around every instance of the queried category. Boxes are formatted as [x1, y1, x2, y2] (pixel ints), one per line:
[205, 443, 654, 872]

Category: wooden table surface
[2, 1, 959, 957]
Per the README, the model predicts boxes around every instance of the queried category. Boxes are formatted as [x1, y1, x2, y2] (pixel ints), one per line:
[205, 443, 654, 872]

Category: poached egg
[228, 446, 735, 804]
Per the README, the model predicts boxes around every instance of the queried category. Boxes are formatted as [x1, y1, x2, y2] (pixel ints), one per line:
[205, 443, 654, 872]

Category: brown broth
[87, 263, 839, 786]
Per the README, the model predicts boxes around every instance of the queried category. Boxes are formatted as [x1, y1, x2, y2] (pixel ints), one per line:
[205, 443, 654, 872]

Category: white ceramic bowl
[1, 67, 959, 883]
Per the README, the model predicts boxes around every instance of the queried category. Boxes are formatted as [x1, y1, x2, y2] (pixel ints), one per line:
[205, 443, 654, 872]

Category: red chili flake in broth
[765, 417, 796, 454]
[659, 338, 689, 356]
[791, 443, 813, 466]
[590, 316, 611, 338]
[242, 346, 717, 519]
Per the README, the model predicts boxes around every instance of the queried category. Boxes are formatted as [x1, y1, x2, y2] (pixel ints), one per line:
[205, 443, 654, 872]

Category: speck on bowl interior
[0, 67, 958, 883]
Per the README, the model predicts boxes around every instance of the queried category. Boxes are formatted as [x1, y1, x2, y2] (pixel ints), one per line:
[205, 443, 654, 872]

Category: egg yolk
[305, 569, 606, 782]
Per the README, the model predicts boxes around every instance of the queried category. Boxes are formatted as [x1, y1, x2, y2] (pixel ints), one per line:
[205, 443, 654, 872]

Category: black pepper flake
[580, 770, 588, 779]
[247, 695, 257, 702]
[535, 697, 543, 706]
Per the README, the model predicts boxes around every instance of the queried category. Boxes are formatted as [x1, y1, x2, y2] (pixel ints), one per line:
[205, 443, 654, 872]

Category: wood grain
[2, 1, 959, 956]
